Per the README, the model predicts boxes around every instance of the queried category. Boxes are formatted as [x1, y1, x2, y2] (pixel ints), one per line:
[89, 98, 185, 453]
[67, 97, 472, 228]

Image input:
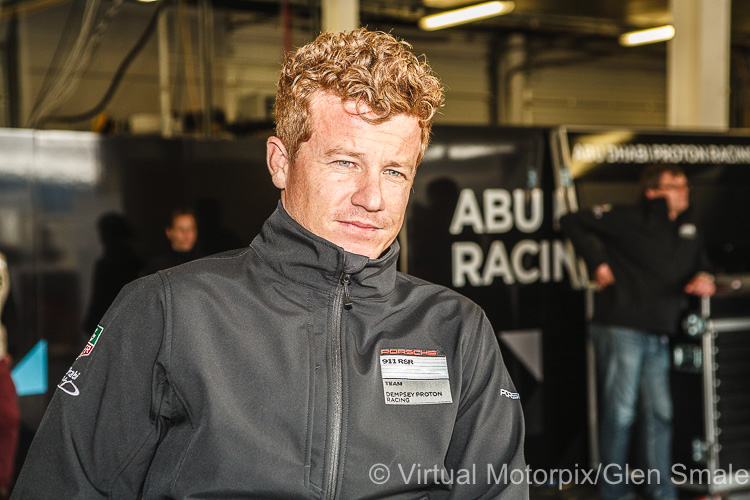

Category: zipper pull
[341, 273, 353, 310]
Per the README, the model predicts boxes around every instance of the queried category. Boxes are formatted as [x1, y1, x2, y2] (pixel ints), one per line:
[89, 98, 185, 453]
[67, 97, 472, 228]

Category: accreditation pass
[379, 349, 453, 405]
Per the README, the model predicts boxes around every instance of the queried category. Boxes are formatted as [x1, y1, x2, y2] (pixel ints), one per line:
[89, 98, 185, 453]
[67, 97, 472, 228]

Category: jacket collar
[250, 201, 399, 298]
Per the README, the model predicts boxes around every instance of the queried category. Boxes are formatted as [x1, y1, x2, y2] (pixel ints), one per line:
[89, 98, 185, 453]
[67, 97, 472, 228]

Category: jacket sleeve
[443, 309, 528, 499]
[695, 228, 715, 275]
[559, 209, 613, 273]
[11, 274, 175, 499]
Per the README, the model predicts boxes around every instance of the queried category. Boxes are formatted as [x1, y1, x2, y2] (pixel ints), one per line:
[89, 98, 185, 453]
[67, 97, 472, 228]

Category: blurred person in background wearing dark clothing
[83, 213, 143, 333]
[143, 208, 201, 274]
[560, 164, 716, 500]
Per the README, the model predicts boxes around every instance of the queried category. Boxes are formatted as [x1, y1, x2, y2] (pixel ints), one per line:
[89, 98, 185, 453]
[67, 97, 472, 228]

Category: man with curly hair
[13, 29, 526, 499]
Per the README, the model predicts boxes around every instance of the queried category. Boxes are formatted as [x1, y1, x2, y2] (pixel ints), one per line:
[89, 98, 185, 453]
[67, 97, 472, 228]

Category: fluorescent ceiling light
[423, 0, 478, 8]
[419, 1, 515, 31]
[619, 25, 675, 47]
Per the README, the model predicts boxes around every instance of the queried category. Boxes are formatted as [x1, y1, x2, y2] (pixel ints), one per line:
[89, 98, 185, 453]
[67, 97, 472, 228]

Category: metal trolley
[672, 277, 750, 498]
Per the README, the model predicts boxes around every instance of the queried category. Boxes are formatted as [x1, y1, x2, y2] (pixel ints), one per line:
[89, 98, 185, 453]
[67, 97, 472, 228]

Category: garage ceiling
[349, 0, 750, 43]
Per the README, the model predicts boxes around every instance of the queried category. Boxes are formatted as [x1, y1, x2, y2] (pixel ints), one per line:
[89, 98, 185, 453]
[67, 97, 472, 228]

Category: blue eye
[385, 169, 403, 177]
[336, 160, 352, 167]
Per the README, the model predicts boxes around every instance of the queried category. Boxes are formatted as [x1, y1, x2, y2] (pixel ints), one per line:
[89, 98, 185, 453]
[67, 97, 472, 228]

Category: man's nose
[351, 172, 385, 212]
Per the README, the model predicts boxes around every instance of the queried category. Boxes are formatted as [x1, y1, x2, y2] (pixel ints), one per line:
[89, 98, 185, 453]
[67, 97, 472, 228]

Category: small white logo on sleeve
[58, 368, 81, 396]
[592, 204, 612, 219]
[501, 388, 520, 400]
[679, 223, 697, 239]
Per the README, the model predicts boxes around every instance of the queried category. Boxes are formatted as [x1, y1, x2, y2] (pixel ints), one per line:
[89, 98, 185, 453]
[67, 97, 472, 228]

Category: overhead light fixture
[619, 25, 675, 47]
[423, 0, 478, 8]
[418, 1, 515, 31]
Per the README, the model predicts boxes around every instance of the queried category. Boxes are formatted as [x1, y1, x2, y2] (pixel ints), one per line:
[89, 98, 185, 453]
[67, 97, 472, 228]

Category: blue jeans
[590, 324, 677, 500]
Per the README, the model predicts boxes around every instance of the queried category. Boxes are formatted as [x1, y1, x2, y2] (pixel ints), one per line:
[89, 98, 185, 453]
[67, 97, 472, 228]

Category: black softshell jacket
[560, 198, 712, 335]
[13, 205, 527, 499]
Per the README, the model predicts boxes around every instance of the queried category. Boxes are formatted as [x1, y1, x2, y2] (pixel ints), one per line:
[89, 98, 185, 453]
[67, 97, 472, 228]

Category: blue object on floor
[11, 339, 48, 396]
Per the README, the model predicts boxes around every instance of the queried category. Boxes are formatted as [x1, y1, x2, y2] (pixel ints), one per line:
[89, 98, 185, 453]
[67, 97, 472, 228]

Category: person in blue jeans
[560, 164, 716, 500]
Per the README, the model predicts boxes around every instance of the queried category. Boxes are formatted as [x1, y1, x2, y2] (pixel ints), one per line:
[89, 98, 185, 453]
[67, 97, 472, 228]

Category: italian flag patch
[78, 325, 103, 358]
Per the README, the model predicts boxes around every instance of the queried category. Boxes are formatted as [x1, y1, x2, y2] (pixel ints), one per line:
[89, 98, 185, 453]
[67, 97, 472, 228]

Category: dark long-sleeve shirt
[560, 198, 712, 335]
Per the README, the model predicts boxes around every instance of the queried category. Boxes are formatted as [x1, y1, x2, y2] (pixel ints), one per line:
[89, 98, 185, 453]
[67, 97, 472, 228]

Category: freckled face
[267, 92, 422, 259]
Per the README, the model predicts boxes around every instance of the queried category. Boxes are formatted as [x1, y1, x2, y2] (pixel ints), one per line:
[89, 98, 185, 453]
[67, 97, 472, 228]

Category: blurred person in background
[143, 208, 201, 274]
[561, 164, 716, 500]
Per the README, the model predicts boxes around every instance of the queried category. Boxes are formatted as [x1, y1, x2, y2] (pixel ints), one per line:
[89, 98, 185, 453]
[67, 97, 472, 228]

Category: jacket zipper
[342, 274, 353, 309]
[325, 272, 350, 500]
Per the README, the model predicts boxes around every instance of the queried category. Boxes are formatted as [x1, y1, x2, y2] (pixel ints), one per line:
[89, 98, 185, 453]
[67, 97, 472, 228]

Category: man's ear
[267, 137, 290, 190]
[644, 188, 658, 200]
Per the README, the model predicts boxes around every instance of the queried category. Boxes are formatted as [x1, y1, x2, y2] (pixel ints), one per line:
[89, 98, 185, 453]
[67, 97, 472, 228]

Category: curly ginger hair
[274, 28, 444, 164]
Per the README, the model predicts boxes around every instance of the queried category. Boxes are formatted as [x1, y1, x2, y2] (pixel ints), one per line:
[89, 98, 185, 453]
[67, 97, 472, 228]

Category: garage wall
[8, 3, 669, 131]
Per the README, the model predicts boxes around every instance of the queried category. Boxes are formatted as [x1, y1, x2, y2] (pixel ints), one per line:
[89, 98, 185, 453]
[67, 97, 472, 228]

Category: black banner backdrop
[404, 126, 588, 472]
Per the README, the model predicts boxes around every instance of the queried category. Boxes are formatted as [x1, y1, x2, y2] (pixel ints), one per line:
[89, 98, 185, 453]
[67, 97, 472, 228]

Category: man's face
[267, 92, 422, 259]
[647, 172, 690, 219]
[166, 214, 198, 252]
